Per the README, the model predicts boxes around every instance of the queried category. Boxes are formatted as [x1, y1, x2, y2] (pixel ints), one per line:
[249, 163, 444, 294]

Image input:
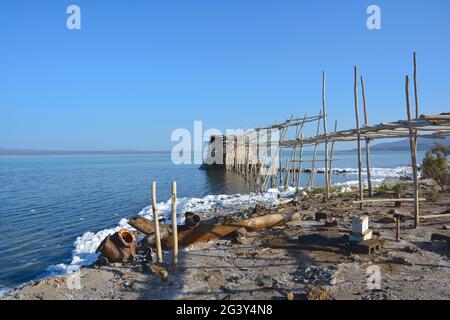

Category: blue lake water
[0, 150, 424, 292]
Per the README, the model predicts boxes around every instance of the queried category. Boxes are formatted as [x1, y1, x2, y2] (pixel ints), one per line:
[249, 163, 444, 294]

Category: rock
[160, 270, 169, 282]
[329, 276, 337, 286]
[377, 217, 396, 224]
[390, 256, 414, 266]
[404, 245, 420, 253]
[255, 276, 272, 288]
[295, 265, 337, 286]
[324, 219, 338, 227]
[144, 248, 153, 263]
[305, 284, 329, 300]
[147, 264, 169, 281]
[315, 212, 327, 221]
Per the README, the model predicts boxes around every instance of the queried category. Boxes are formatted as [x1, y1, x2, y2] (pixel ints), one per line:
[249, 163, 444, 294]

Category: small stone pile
[294, 266, 337, 286]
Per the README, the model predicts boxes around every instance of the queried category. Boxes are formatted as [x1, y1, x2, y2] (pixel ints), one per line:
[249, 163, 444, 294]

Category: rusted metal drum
[96, 229, 137, 263]
[96, 234, 122, 262]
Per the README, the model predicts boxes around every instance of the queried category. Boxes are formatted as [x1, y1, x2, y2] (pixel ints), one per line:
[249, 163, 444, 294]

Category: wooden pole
[322, 71, 329, 200]
[291, 146, 297, 187]
[261, 131, 272, 191]
[152, 182, 163, 264]
[233, 136, 237, 173]
[278, 127, 283, 187]
[396, 217, 401, 241]
[290, 125, 301, 187]
[284, 157, 290, 189]
[361, 75, 373, 197]
[245, 136, 248, 179]
[255, 129, 260, 190]
[405, 75, 420, 228]
[308, 110, 322, 189]
[171, 181, 179, 266]
[296, 135, 304, 189]
[413, 52, 420, 119]
[328, 120, 338, 187]
[354, 66, 364, 209]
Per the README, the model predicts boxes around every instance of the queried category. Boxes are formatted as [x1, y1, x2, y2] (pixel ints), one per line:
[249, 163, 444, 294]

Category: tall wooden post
[328, 120, 338, 187]
[290, 125, 300, 187]
[405, 76, 420, 228]
[278, 126, 283, 187]
[413, 52, 420, 119]
[152, 182, 163, 264]
[309, 111, 322, 189]
[171, 182, 179, 267]
[322, 71, 329, 200]
[354, 66, 364, 209]
[361, 75, 373, 197]
[256, 129, 260, 189]
[233, 136, 237, 173]
[297, 134, 304, 189]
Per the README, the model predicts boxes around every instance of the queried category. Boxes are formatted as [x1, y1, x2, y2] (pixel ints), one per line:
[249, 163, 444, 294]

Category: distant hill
[366, 136, 450, 152]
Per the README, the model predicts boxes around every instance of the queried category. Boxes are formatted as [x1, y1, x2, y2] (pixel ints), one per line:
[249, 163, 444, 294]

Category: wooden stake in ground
[396, 217, 401, 242]
[354, 66, 364, 209]
[413, 52, 420, 119]
[308, 110, 322, 189]
[361, 75, 373, 197]
[171, 181, 179, 266]
[405, 76, 420, 228]
[322, 71, 329, 200]
[152, 182, 163, 264]
[328, 120, 338, 186]
[296, 134, 304, 189]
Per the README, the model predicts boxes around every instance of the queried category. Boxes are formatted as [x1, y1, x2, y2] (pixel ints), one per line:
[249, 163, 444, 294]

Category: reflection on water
[204, 171, 256, 195]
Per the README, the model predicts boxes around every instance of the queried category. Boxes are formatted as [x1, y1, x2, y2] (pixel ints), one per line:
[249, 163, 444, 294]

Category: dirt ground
[3, 189, 450, 300]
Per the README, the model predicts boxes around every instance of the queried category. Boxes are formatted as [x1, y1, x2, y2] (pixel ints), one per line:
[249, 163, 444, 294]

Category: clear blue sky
[0, 0, 449, 151]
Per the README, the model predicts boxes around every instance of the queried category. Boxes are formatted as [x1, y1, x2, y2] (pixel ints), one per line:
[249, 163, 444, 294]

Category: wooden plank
[353, 198, 426, 204]
[420, 214, 450, 220]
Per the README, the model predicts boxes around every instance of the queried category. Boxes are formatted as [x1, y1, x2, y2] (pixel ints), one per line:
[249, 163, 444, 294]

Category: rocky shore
[3, 187, 450, 300]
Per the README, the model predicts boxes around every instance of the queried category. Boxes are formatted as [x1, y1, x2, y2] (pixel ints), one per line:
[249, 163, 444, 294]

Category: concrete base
[349, 230, 373, 243]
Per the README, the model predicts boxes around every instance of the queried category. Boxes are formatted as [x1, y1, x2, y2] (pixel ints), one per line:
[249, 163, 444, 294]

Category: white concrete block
[352, 215, 369, 235]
